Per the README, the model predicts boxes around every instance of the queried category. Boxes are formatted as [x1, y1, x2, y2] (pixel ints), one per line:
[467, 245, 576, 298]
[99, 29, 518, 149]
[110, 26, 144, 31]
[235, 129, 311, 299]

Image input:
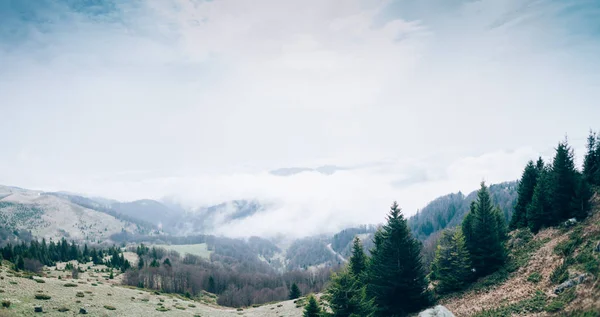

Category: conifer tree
[208, 276, 216, 293]
[348, 237, 367, 277]
[366, 202, 432, 316]
[527, 167, 551, 233]
[461, 202, 476, 252]
[494, 206, 508, 242]
[462, 182, 506, 277]
[571, 174, 593, 220]
[549, 140, 579, 223]
[303, 295, 322, 317]
[289, 283, 301, 300]
[138, 257, 145, 270]
[326, 237, 375, 317]
[431, 229, 471, 293]
[326, 268, 375, 317]
[583, 131, 599, 186]
[510, 160, 539, 229]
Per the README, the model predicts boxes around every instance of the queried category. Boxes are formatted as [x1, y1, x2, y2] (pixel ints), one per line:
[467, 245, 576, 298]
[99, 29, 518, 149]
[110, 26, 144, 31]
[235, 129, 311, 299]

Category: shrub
[156, 307, 170, 312]
[57, 306, 70, 312]
[9, 281, 17, 285]
[473, 290, 546, 317]
[555, 228, 583, 257]
[550, 261, 570, 284]
[104, 305, 116, 310]
[527, 272, 542, 283]
[34, 279, 45, 283]
[35, 294, 52, 300]
[545, 288, 577, 313]
[188, 304, 196, 307]
[175, 305, 186, 310]
[76, 292, 85, 298]
[1, 300, 10, 308]
[64, 283, 78, 287]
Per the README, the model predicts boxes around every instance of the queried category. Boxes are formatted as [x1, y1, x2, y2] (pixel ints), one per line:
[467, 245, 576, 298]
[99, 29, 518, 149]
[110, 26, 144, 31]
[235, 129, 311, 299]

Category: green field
[155, 243, 212, 259]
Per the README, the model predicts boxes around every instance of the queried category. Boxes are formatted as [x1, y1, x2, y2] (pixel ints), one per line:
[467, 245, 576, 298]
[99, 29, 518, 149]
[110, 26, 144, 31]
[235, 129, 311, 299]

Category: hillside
[408, 181, 518, 241]
[0, 261, 308, 317]
[441, 193, 600, 316]
[0, 186, 141, 243]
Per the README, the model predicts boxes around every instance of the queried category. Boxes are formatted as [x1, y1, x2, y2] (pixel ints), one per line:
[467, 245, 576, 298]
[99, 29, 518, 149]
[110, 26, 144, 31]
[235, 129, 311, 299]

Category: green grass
[472, 290, 547, 317]
[545, 288, 577, 313]
[154, 243, 212, 259]
[527, 272, 542, 283]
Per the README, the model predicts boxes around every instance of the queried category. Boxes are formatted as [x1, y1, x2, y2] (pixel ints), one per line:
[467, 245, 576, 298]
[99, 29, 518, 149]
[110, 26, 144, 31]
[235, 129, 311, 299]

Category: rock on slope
[0, 185, 138, 242]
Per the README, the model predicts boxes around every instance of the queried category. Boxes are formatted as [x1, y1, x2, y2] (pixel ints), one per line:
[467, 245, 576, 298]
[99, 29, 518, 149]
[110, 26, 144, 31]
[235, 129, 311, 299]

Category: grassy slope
[441, 194, 600, 317]
[0, 262, 305, 317]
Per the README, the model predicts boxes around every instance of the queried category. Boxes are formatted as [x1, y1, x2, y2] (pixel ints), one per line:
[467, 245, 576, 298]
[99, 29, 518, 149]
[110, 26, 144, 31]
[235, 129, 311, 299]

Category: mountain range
[0, 181, 518, 272]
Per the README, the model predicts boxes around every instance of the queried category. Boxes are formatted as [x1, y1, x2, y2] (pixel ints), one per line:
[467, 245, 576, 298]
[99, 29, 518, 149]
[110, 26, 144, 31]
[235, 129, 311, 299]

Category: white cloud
[1, 0, 599, 237]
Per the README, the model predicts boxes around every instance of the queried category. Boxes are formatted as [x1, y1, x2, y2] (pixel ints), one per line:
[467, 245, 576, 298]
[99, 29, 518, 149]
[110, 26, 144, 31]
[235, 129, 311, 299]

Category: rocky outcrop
[554, 273, 589, 294]
[419, 305, 455, 317]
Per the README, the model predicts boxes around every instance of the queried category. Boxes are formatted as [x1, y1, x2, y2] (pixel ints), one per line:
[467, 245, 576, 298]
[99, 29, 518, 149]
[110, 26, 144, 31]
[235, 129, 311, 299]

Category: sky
[1, 0, 600, 237]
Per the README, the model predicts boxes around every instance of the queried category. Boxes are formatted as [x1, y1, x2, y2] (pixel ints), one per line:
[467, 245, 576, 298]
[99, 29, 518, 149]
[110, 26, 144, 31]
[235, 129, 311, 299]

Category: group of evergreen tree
[511, 133, 596, 233]
[324, 202, 431, 316]
[0, 238, 130, 273]
[430, 182, 507, 293]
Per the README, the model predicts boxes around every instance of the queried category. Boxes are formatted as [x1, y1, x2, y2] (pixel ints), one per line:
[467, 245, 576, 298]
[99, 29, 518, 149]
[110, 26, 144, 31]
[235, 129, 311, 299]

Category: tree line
[124, 244, 334, 307]
[0, 237, 131, 273]
[510, 132, 597, 233]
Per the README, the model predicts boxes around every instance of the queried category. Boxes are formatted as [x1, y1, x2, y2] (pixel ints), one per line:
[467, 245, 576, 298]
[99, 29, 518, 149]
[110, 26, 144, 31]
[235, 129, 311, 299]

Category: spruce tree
[549, 140, 579, 223]
[527, 167, 551, 233]
[326, 237, 375, 317]
[583, 130, 599, 186]
[571, 174, 592, 220]
[510, 160, 539, 229]
[463, 182, 506, 277]
[138, 257, 145, 270]
[494, 206, 508, 242]
[303, 295, 322, 317]
[366, 202, 432, 316]
[326, 268, 375, 317]
[431, 229, 472, 294]
[289, 283, 301, 300]
[348, 237, 367, 277]
[461, 202, 476, 253]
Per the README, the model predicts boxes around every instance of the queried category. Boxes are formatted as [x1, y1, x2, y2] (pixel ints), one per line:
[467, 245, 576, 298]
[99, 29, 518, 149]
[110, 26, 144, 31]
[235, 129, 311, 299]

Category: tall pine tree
[527, 165, 551, 233]
[510, 160, 539, 229]
[366, 202, 432, 316]
[549, 140, 579, 223]
[431, 229, 472, 294]
[462, 182, 506, 277]
[583, 130, 600, 186]
[348, 237, 367, 277]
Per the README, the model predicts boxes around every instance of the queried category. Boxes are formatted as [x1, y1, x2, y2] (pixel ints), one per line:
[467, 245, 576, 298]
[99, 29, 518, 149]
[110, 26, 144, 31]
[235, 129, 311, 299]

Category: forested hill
[408, 181, 518, 241]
